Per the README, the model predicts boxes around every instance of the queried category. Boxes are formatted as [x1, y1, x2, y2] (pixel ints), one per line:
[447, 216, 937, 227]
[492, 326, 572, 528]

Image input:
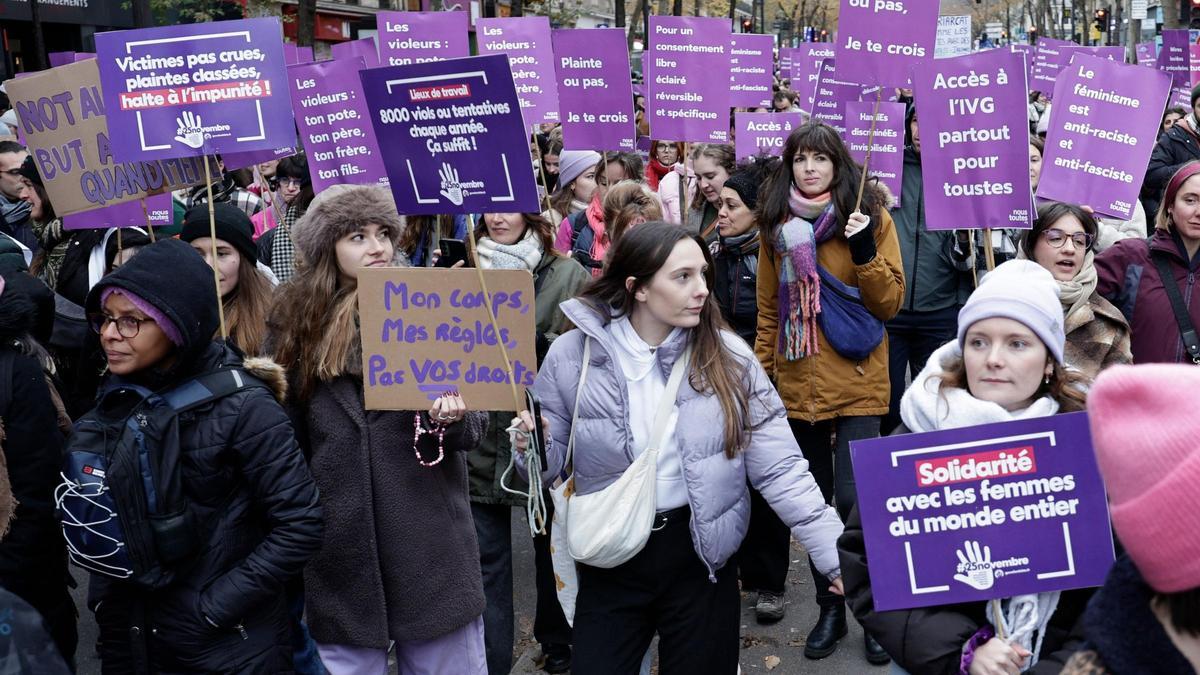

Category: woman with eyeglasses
[251, 157, 311, 241]
[256, 155, 316, 284]
[1018, 203, 1131, 380]
[1098, 161, 1200, 364]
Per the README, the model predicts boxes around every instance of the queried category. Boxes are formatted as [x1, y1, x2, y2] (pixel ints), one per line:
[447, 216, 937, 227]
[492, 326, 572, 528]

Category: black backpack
[568, 210, 602, 271]
[56, 367, 267, 588]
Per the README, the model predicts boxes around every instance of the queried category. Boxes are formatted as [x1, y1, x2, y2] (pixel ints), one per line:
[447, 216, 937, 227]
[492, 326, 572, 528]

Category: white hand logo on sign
[174, 111, 206, 149]
[439, 163, 464, 206]
[953, 540, 996, 591]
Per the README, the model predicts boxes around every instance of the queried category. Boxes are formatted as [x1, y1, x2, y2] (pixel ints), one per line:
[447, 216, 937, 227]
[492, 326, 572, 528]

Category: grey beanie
[557, 150, 602, 189]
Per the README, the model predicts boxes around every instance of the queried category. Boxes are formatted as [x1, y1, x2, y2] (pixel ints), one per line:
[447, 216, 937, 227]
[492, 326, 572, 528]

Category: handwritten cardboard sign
[358, 268, 537, 411]
[851, 412, 1115, 611]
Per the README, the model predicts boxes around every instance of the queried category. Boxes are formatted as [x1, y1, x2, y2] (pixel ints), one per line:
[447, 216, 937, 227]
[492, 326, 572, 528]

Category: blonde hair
[604, 180, 663, 250]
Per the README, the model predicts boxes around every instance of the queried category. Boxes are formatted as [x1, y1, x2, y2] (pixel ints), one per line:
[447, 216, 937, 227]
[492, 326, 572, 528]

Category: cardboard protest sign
[357, 268, 537, 411]
[730, 34, 773, 108]
[914, 49, 1032, 231]
[646, 16, 731, 143]
[376, 11, 469, 67]
[1039, 55, 1171, 220]
[810, 59, 860, 139]
[834, 0, 938, 87]
[331, 37, 380, 68]
[1032, 37, 1075, 94]
[851, 412, 1115, 611]
[7, 59, 207, 226]
[845, 101, 905, 206]
[1137, 42, 1156, 68]
[291, 57, 389, 193]
[733, 112, 801, 161]
[476, 17, 560, 126]
[1159, 29, 1191, 88]
[797, 44, 836, 109]
[935, 16, 972, 59]
[361, 54, 540, 215]
[94, 18, 293, 162]
[552, 28, 636, 152]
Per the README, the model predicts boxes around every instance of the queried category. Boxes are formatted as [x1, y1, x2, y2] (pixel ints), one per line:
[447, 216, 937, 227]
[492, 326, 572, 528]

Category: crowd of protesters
[0, 46, 1199, 675]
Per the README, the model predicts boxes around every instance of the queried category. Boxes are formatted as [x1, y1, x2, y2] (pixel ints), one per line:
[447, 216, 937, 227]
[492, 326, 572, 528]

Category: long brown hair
[578, 221, 757, 457]
[935, 354, 1089, 413]
[397, 214, 456, 260]
[689, 143, 736, 212]
[756, 120, 887, 248]
[225, 257, 274, 356]
[603, 181, 663, 251]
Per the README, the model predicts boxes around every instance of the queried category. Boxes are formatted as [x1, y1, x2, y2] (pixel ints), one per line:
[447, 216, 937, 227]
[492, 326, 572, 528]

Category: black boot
[803, 604, 848, 659]
[864, 631, 891, 665]
[541, 643, 571, 674]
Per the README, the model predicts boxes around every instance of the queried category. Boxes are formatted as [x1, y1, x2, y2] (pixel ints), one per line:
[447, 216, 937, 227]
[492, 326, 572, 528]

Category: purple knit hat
[99, 287, 184, 346]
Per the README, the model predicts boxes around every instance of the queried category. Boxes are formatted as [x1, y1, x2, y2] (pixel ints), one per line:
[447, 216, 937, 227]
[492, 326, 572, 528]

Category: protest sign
[935, 15, 972, 59]
[778, 47, 795, 82]
[49, 52, 94, 66]
[1062, 46, 1124, 64]
[221, 146, 295, 171]
[1031, 37, 1074, 93]
[810, 59, 860, 139]
[552, 28, 636, 152]
[1171, 86, 1192, 110]
[1192, 44, 1200, 87]
[7, 59, 207, 224]
[361, 54, 540, 215]
[733, 112, 801, 160]
[730, 34, 773, 108]
[1010, 44, 1036, 89]
[1137, 42, 1156, 68]
[1039, 55, 1171, 220]
[1159, 29, 1191, 88]
[845, 101, 905, 206]
[357, 268, 537, 411]
[376, 11, 469, 67]
[914, 49, 1032, 231]
[476, 17, 560, 126]
[94, 18, 294, 161]
[851, 412, 1115, 612]
[797, 44, 836, 109]
[331, 37, 380, 68]
[63, 193, 173, 231]
[646, 16, 731, 143]
[835, 0, 938, 87]
[291, 57, 389, 193]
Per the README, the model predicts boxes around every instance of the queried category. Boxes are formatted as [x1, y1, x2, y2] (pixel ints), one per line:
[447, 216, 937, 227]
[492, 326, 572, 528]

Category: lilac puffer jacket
[530, 299, 843, 579]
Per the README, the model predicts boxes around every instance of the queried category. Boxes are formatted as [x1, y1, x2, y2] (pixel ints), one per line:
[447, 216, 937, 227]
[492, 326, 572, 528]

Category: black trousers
[735, 485, 791, 594]
[572, 507, 740, 675]
[883, 307, 959, 434]
[532, 491, 572, 648]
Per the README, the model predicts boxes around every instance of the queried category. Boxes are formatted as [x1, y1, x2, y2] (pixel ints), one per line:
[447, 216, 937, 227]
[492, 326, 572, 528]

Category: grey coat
[301, 373, 488, 647]
[527, 299, 844, 578]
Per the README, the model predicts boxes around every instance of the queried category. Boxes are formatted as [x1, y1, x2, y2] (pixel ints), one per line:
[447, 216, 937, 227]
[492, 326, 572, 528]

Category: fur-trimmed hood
[291, 184, 404, 265]
[243, 356, 288, 403]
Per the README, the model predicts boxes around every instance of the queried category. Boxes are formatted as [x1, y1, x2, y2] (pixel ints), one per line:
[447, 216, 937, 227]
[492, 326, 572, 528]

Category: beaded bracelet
[412, 414, 447, 467]
[959, 623, 996, 675]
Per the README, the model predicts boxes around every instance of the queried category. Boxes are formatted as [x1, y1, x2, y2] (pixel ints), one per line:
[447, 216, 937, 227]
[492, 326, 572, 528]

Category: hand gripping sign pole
[201, 156, 229, 340]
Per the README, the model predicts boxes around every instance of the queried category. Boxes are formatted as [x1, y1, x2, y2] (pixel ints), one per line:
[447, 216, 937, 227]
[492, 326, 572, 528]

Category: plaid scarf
[271, 203, 300, 284]
[774, 188, 837, 360]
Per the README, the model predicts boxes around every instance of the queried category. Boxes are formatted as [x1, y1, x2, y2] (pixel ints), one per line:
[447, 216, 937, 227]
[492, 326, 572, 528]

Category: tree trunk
[512, 0, 523, 17]
[672, 0, 682, 16]
[616, 0, 625, 26]
[297, 0, 317, 47]
[1126, 0, 1140, 59]
[728, 0, 735, 22]
[131, 0, 153, 27]
[29, 0, 46, 71]
[1163, 0, 1181, 29]
[693, 0, 700, 16]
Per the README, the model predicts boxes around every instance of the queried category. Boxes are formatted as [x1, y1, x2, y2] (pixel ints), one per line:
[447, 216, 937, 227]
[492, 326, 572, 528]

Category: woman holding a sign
[268, 184, 490, 674]
[511, 221, 844, 674]
[839, 260, 1093, 675]
[753, 120, 904, 662]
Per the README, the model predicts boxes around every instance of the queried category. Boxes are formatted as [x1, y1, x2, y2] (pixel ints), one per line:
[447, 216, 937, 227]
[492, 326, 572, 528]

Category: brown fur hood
[243, 356, 289, 404]
[291, 184, 405, 264]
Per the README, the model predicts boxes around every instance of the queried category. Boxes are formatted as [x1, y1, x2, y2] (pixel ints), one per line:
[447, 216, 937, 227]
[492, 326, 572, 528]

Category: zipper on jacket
[1184, 271, 1196, 363]
[235, 622, 248, 640]
[907, 223, 921, 312]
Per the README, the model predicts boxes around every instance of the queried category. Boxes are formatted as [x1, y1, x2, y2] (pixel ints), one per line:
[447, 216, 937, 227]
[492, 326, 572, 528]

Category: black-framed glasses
[279, 178, 304, 189]
[1040, 228, 1094, 250]
[88, 314, 150, 339]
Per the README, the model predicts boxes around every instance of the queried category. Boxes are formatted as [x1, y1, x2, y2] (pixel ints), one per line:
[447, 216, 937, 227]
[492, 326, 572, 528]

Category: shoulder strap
[570, 210, 589, 238]
[159, 368, 270, 414]
[646, 346, 691, 451]
[0, 350, 14, 421]
[1150, 251, 1200, 364]
[564, 338, 591, 475]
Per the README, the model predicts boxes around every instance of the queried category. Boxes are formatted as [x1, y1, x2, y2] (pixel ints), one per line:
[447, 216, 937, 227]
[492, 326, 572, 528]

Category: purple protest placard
[1159, 29, 1191, 88]
[1032, 37, 1075, 94]
[552, 28, 636, 152]
[1172, 86, 1193, 110]
[730, 34, 773, 108]
[733, 112, 802, 161]
[331, 37, 380, 68]
[915, 49, 1032, 231]
[1192, 44, 1200, 87]
[1039, 55, 1171, 220]
[797, 44, 836, 109]
[63, 193, 172, 231]
[1010, 44, 1036, 87]
[376, 11, 469, 67]
[851, 412, 1115, 612]
[845, 101, 905, 206]
[49, 52, 94, 66]
[834, 0, 938, 87]
[361, 54, 539, 214]
[222, 146, 296, 171]
[810, 59, 860, 139]
[1063, 45, 1124, 63]
[1137, 42, 1156, 68]
[476, 17, 560, 126]
[646, 16, 731, 143]
[95, 18, 294, 161]
[291, 57, 388, 193]
[778, 47, 797, 82]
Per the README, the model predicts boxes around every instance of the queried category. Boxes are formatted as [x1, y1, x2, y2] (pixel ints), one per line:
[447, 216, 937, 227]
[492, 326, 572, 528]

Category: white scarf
[476, 229, 544, 272]
[900, 340, 1061, 670]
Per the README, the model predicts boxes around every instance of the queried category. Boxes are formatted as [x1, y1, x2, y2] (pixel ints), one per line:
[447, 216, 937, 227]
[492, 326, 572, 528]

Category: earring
[1044, 373, 1051, 385]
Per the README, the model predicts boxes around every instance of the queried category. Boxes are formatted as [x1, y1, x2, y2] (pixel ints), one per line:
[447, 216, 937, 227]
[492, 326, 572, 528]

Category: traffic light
[1191, 0, 1200, 28]
[1093, 7, 1107, 33]
[741, 17, 752, 32]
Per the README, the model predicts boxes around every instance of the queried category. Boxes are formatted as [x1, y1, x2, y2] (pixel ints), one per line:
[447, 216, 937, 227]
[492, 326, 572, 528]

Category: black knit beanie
[85, 238, 219, 365]
[724, 170, 762, 211]
[180, 203, 258, 265]
[18, 155, 42, 188]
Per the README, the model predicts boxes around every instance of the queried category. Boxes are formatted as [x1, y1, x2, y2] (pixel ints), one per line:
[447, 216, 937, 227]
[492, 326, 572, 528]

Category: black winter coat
[1144, 122, 1200, 218]
[90, 342, 323, 674]
[711, 232, 760, 345]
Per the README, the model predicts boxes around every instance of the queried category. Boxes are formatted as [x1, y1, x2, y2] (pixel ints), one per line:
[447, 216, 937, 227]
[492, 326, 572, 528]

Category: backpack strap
[1150, 250, 1200, 364]
[569, 211, 601, 270]
[159, 367, 270, 414]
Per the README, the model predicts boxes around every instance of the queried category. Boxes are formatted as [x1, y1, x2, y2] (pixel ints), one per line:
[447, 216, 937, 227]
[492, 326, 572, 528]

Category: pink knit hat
[1089, 364, 1200, 593]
